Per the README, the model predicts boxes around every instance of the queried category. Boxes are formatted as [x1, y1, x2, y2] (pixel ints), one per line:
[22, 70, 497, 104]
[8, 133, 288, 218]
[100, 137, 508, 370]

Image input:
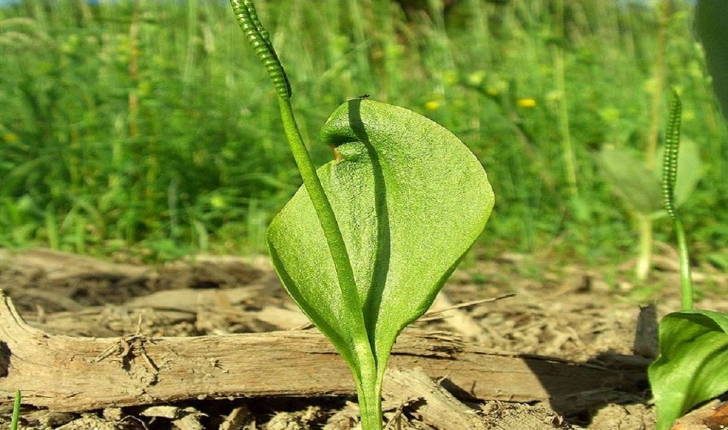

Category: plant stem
[645, 0, 671, 170]
[662, 90, 692, 310]
[231, 2, 382, 426]
[128, 0, 140, 140]
[553, 0, 578, 198]
[278, 100, 379, 419]
[635, 214, 652, 281]
[674, 219, 693, 310]
[275, 51, 381, 430]
[10, 390, 20, 430]
[229, 0, 367, 334]
[276, 97, 365, 326]
[358, 373, 383, 430]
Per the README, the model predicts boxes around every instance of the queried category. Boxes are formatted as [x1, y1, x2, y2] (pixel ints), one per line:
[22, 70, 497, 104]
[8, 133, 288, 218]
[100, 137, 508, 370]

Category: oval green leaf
[266, 99, 494, 375]
[649, 310, 728, 430]
[597, 141, 702, 217]
[597, 147, 663, 216]
[655, 137, 703, 209]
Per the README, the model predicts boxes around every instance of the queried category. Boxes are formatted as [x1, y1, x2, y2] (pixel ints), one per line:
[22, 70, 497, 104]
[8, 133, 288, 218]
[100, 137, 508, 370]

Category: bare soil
[0, 247, 726, 430]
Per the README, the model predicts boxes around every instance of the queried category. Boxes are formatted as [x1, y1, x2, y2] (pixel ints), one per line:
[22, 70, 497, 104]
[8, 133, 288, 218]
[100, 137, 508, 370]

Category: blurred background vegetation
[0, 0, 725, 269]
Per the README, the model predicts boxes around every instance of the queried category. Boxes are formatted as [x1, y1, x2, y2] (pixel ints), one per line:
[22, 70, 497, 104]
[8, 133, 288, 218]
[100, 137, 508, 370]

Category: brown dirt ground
[0, 246, 726, 430]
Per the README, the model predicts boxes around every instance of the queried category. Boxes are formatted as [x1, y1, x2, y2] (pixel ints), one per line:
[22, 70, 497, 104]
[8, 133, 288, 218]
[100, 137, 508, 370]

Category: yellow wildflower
[2, 133, 18, 144]
[424, 101, 440, 111]
[516, 98, 537, 108]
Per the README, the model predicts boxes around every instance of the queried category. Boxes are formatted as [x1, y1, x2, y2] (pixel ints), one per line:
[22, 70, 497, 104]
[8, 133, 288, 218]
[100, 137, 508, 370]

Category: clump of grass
[0, 0, 725, 264]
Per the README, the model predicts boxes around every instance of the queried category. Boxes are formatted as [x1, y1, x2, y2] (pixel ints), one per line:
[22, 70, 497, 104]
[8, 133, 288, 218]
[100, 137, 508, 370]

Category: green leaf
[694, 0, 728, 121]
[267, 98, 494, 385]
[597, 147, 663, 216]
[597, 142, 702, 217]
[649, 310, 728, 430]
[656, 138, 703, 209]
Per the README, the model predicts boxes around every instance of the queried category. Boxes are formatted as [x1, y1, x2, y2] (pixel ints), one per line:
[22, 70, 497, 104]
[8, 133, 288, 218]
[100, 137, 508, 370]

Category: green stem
[231, 2, 380, 426]
[645, 0, 670, 170]
[553, 0, 578, 197]
[674, 219, 693, 310]
[275, 61, 382, 430]
[278, 99, 379, 419]
[276, 97, 365, 328]
[635, 214, 652, 281]
[358, 374, 383, 430]
[230, 0, 366, 336]
[10, 390, 20, 430]
[661, 90, 692, 310]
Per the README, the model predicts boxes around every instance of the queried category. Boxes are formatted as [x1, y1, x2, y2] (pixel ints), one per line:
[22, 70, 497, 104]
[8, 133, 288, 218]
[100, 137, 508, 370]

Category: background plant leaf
[694, 0, 728, 121]
[597, 141, 702, 217]
[597, 147, 663, 216]
[649, 310, 728, 430]
[267, 99, 494, 376]
[655, 138, 703, 208]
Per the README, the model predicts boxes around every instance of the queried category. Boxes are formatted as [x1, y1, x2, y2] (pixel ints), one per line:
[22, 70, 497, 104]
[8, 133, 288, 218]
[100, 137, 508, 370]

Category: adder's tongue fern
[228, 2, 375, 426]
[661, 89, 693, 311]
[227, 4, 494, 430]
[227, 0, 365, 349]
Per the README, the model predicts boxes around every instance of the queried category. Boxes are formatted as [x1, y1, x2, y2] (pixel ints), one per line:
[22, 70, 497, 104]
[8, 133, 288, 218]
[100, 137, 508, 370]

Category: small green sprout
[11, 390, 20, 430]
[228, 2, 494, 429]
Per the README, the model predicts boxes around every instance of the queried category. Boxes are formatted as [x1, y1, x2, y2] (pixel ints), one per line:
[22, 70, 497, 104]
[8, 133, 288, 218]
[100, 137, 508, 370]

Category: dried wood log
[383, 369, 570, 430]
[0, 291, 644, 413]
[383, 368, 489, 429]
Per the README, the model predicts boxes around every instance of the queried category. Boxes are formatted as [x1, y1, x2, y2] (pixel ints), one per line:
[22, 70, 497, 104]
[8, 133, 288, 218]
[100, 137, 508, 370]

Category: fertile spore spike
[662, 89, 682, 220]
[229, 0, 292, 99]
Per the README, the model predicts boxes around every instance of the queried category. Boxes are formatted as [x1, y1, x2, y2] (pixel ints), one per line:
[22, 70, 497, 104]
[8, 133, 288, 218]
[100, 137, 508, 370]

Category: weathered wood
[383, 368, 489, 429]
[0, 291, 644, 413]
[385, 368, 574, 429]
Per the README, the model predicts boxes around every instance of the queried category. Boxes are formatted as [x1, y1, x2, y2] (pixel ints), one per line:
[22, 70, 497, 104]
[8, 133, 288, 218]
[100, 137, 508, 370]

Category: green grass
[0, 0, 725, 265]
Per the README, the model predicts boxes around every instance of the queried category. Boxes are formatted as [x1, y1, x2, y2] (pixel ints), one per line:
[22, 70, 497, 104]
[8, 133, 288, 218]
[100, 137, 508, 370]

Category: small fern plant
[228, 1, 494, 429]
[649, 91, 728, 430]
[648, 3, 728, 425]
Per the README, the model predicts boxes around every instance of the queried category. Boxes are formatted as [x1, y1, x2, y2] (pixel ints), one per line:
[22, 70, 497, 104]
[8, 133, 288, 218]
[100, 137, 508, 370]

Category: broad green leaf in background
[655, 138, 703, 209]
[267, 99, 494, 425]
[597, 147, 663, 216]
[597, 136, 702, 280]
[597, 139, 702, 217]
[694, 0, 728, 121]
[649, 310, 728, 430]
